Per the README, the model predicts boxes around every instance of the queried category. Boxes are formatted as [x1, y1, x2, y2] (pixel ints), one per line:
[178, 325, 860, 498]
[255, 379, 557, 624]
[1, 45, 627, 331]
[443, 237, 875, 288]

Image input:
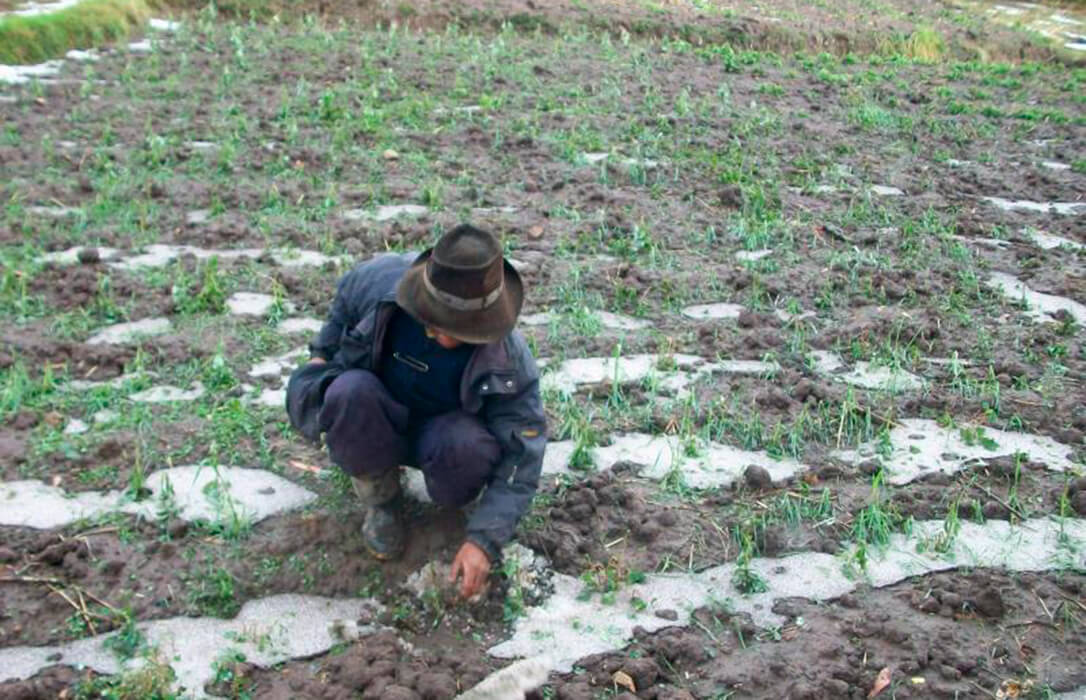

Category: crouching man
[286, 224, 546, 599]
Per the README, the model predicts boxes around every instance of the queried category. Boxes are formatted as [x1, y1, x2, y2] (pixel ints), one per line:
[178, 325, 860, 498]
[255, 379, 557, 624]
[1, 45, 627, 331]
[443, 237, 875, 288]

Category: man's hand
[449, 540, 490, 599]
[308, 357, 327, 365]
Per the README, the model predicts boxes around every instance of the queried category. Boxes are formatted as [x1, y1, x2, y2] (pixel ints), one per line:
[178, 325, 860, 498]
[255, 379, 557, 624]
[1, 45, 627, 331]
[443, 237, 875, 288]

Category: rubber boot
[351, 470, 406, 561]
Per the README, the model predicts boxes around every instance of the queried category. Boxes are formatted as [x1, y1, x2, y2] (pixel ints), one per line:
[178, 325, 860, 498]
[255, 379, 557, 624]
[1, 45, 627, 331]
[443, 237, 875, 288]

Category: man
[286, 224, 546, 599]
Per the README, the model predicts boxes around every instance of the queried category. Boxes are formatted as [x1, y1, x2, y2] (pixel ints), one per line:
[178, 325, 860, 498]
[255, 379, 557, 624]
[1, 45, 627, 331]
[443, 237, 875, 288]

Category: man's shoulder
[349, 251, 418, 277]
[338, 252, 418, 299]
[499, 329, 539, 379]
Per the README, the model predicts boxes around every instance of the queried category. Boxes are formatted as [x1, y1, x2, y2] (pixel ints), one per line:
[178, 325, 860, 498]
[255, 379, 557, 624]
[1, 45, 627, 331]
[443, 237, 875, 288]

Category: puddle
[0, 595, 380, 694]
[983, 196, 1086, 216]
[129, 383, 205, 403]
[520, 310, 651, 331]
[0, 465, 317, 529]
[276, 317, 324, 335]
[542, 432, 809, 489]
[489, 517, 1085, 673]
[835, 418, 1076, 484]
[681, 302, 744, 320]
[86, 317, 171, 345]
[987, 271, 1086, 324]
[810, 351, 926, 393]
[341, 204, 429, 222]
[1041, 160, 1072, 171]
[128, 39, 152, 52]
[870, 185, 904, 196]
[540, 354, 778, 397]
[226, 292, 293, 317]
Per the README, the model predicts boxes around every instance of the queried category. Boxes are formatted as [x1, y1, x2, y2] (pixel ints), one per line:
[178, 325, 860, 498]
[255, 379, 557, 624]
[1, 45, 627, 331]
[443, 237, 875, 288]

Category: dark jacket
[286, 252, 547, 561]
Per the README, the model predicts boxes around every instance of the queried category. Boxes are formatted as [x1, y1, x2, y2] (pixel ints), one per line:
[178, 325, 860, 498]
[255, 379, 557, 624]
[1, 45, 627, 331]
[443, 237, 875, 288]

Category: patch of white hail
[65, 49, 99, 62]
[185, 209, 211, 224]
[809, 350, 925, 393]
[519, 310, 651, 331]
[27, 205, 80, 217]
[987, 272, 1086, 324]
[276, 317, 325, 335]
[870, 185, 904, 196]
[0, 60, 64, 85]
[33, 244, 347, 271]
[341, 204, 429, 222]
[487, 518, 1086, 674]
[38, 246, 122, 264]
[0, 465, 317, 529]
[85, 318, 172, 345]
[983, 197, 1086, 216]
[539, 354, 779, 397]
[1024, 228, 1083, 251]
[736, 249, 773, 262]
[0, 595, 381, 696]
[148, 18, 179, 31]
[834, 418, 1077, 485]
[226, 292, 294, 317]
[245, 347, 307, 408]
[542, 432, 809, 490]
[128, 383, 206, 403]
[681, 302, 744, 320]
[2, 0, 80, 16]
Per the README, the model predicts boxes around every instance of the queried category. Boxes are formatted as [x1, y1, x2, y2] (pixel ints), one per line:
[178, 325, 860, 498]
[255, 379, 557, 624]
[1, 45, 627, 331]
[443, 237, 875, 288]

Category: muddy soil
[539, 569, 1086, 699]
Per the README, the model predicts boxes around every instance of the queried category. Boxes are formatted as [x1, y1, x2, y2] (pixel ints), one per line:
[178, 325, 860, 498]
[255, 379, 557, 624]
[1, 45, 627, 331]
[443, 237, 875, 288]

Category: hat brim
[395, 249, 524, 345]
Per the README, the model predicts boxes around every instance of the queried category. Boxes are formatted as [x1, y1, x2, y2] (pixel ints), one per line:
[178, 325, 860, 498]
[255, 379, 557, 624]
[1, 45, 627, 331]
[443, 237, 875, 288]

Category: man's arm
[309, 272, 356, 362]
[465, 373, 548, 563]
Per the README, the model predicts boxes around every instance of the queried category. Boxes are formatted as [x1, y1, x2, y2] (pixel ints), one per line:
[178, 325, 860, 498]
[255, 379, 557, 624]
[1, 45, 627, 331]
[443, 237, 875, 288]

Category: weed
[185, 563, 240, 618]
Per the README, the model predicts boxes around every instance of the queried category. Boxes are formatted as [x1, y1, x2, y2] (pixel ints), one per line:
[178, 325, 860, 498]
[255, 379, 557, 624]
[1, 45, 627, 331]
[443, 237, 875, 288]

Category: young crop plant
[731, 530, 768, 595]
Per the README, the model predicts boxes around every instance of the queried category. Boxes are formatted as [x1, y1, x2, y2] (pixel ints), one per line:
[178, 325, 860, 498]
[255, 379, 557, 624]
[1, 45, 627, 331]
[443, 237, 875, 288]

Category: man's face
[425, 326, 465, 349]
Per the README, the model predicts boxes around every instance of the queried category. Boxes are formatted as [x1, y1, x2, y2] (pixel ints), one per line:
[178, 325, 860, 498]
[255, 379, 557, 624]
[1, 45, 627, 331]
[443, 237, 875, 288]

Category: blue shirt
[377, 310, 474, 420]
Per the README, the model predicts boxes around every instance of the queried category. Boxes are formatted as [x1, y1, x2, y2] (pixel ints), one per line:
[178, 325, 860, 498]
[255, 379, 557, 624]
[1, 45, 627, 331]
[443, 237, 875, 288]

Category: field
[1, 1, 1085, 698]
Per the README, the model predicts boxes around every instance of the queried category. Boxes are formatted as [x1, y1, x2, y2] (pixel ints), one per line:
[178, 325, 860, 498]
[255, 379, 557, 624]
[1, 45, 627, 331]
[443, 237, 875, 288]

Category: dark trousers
[318, 369, 500, 507]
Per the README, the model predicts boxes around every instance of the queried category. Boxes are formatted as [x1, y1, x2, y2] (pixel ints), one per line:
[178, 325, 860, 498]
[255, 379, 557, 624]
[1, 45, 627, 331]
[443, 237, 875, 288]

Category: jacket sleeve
[466, 357, 547, 563]
[309, 271, 357, 361]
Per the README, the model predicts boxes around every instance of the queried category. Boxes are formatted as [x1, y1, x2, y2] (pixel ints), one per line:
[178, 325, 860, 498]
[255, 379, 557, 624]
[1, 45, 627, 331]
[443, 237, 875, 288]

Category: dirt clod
[744, 464, 773, 490]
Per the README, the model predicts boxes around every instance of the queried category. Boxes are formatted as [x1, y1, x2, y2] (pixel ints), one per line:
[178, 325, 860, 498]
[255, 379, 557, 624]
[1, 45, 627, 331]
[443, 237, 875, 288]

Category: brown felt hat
[396, 224, 523, 344]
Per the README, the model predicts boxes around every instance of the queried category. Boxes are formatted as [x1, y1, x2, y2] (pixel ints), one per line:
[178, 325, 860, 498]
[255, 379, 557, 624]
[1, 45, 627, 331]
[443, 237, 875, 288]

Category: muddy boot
[351, 470, 405, 561]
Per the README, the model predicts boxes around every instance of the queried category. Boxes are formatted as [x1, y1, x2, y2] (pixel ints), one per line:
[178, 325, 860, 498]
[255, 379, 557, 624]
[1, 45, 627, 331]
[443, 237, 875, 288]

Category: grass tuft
[901, 27, 944, 63]
[0, 0, 155, 64]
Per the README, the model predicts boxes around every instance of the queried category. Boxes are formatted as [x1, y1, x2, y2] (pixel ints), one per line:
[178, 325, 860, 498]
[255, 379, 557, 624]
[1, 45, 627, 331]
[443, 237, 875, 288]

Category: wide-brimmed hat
[396, 224, 523, 344]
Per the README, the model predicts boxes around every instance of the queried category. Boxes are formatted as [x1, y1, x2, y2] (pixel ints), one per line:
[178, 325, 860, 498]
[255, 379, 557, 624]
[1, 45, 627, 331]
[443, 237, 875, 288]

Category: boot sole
[365, 543, 405, 561]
